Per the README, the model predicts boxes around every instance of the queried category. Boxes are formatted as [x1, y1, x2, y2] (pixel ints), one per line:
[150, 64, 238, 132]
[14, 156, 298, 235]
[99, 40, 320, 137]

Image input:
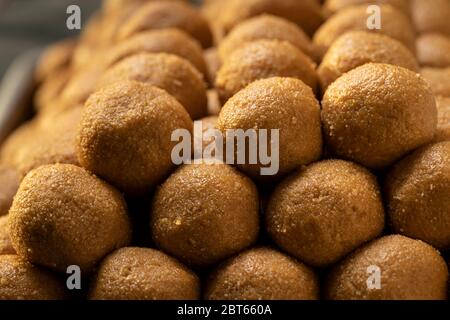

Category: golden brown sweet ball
[322, 63, 437, 170]
[218, 14, 316, 62]
[105, 29, 208, 78]
[35, 38, 76, 83]
[435, 96, 450, 142]
[421, 67, 450, 97]
[0, 216, 15, 255]
[266, 160, 384, 267]
[318, 31, 419, 92]
[0, 255, 66, 300]
[217, 77, 322, 181]
[98, 53, 207, 120]
[9, 164, 131, 273]
[0, 165, 19, 217]
[216, 40, 318, 104]
[205, 247, 319, 300]
[313, 4, 415, 58]
[385, 141, 450, 250]
[412, 0, 450, 35]
[34, 67, 71, 112]
[416, 33, 450, 68]
[117, 1, 213, 48]
[325, 235, 448, 300]
[150, 162, 259, 269]
[89, 247, 200, 300]
[323, 0, 410, 15]
[77, 81, 192, 194]
[11, 106, 82, 179]
[218, 0, 323, 37]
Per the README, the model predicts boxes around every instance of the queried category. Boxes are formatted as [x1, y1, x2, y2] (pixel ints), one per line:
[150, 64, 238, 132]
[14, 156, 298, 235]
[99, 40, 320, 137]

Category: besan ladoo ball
[205, 247, 319, 300]
[325, 235, 448, 300]
[321, 63, 437, 169]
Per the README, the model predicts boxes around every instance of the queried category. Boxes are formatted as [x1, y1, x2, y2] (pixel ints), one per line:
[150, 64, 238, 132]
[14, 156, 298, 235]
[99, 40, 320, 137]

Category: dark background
[0, 0, 102, 80]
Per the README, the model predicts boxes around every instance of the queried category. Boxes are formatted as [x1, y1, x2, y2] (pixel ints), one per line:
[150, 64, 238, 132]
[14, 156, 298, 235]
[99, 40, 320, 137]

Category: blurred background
[0, 0, 101, 79]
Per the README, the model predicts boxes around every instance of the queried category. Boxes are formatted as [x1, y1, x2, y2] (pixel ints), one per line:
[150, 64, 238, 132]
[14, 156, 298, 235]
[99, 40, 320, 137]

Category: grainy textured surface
[313, 4, 415, 58]
[417, 33, 450, 68]
[421, 67, 450, 97]
[218, 14, 315, 62]
[325, 235, 449, 300]
[98, 53, 207, 120]
[216, 40, 318, 104]
[0, 255, 66, 300]
[0, 216, 15, 255]
[89, 247, 200, 300]
[435, 96, 450, 142]
[322, 63, 437, 169]
[385, 141, 450, 250]
[117, 1, 212, 48]
[8, 164, 131, 272]
[412, 0, 450, 35]
[151, 162, 259, 268]
[266, 160, 384, 267]
[217, 77, 322, 180]
[319, 31, 419, 92]
[205, 247, 319, 300]
[77, 81, 193, 194]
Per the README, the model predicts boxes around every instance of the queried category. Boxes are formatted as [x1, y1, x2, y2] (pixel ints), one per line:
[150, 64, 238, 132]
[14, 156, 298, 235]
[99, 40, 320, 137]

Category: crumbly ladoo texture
[0, 255, 66, 300]
[421, 67, 450, 97]
[266, 160, 384, 267]
[98, 53, 207, 120]
[411, 0, 450, 35]
[151, 162, 259, 268]
[318, 31, 419, 92]
[313, 4, 415, 58]
[324, 0, 410, 15]
[89, 247, 200, 300]
[416, 33, 450, 68]
[205, 247, 319, 300]
[218, 14, 315, 61]
[385, 142, 450, 250]
[0, 216, 15, 255]
[8, 164, 131, 273]
[77, 81, 193, 194]
[217, 77, 322, 180]
[0, 165, 19, 216]
[217, 0, 324, 36]
[325, 235, 449, 300]
[322, 63, 437, 169]
[117, 1, 213, 48]
[216, 40, 318, 103]
[435, 96, 450, 142]
[105, 28, 208, 77]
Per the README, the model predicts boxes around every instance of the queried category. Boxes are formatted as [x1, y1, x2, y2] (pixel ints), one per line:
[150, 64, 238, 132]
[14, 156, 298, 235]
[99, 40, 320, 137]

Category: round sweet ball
[216, 40, 318, 104]
[105, 28, 208, 78]
[35, 38, 76, 83]
[117, 1, 213, 48]
[435, 96, 450, 142]
[98, 53, 207, 120]
[325, 235, 448, 300]
[313, 4, 415, 58]
[8, 164, 131, 273]
[322, 63, 437, 170]
[0, 255, 66, 300]
[217, 77, 322, 180]
[421, 67, 450, 97]
[411, 0, 450, 35]
[266, 160, 384, 267]
[0, 216, 15, 255]
[318, 31, 419, 92]
[324, 0, 410, 15]
[385, 141, 450, 250]
[150, 162, 259, 269]
[0, 165, 19, 216]
[77, 81, 193, 194]
[417, 33, 450, 68]
[218, 14, 315, 62]
[218, 0, 324, 36]
[205, 247, 319, 300]
[89, 247, 200, 300]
